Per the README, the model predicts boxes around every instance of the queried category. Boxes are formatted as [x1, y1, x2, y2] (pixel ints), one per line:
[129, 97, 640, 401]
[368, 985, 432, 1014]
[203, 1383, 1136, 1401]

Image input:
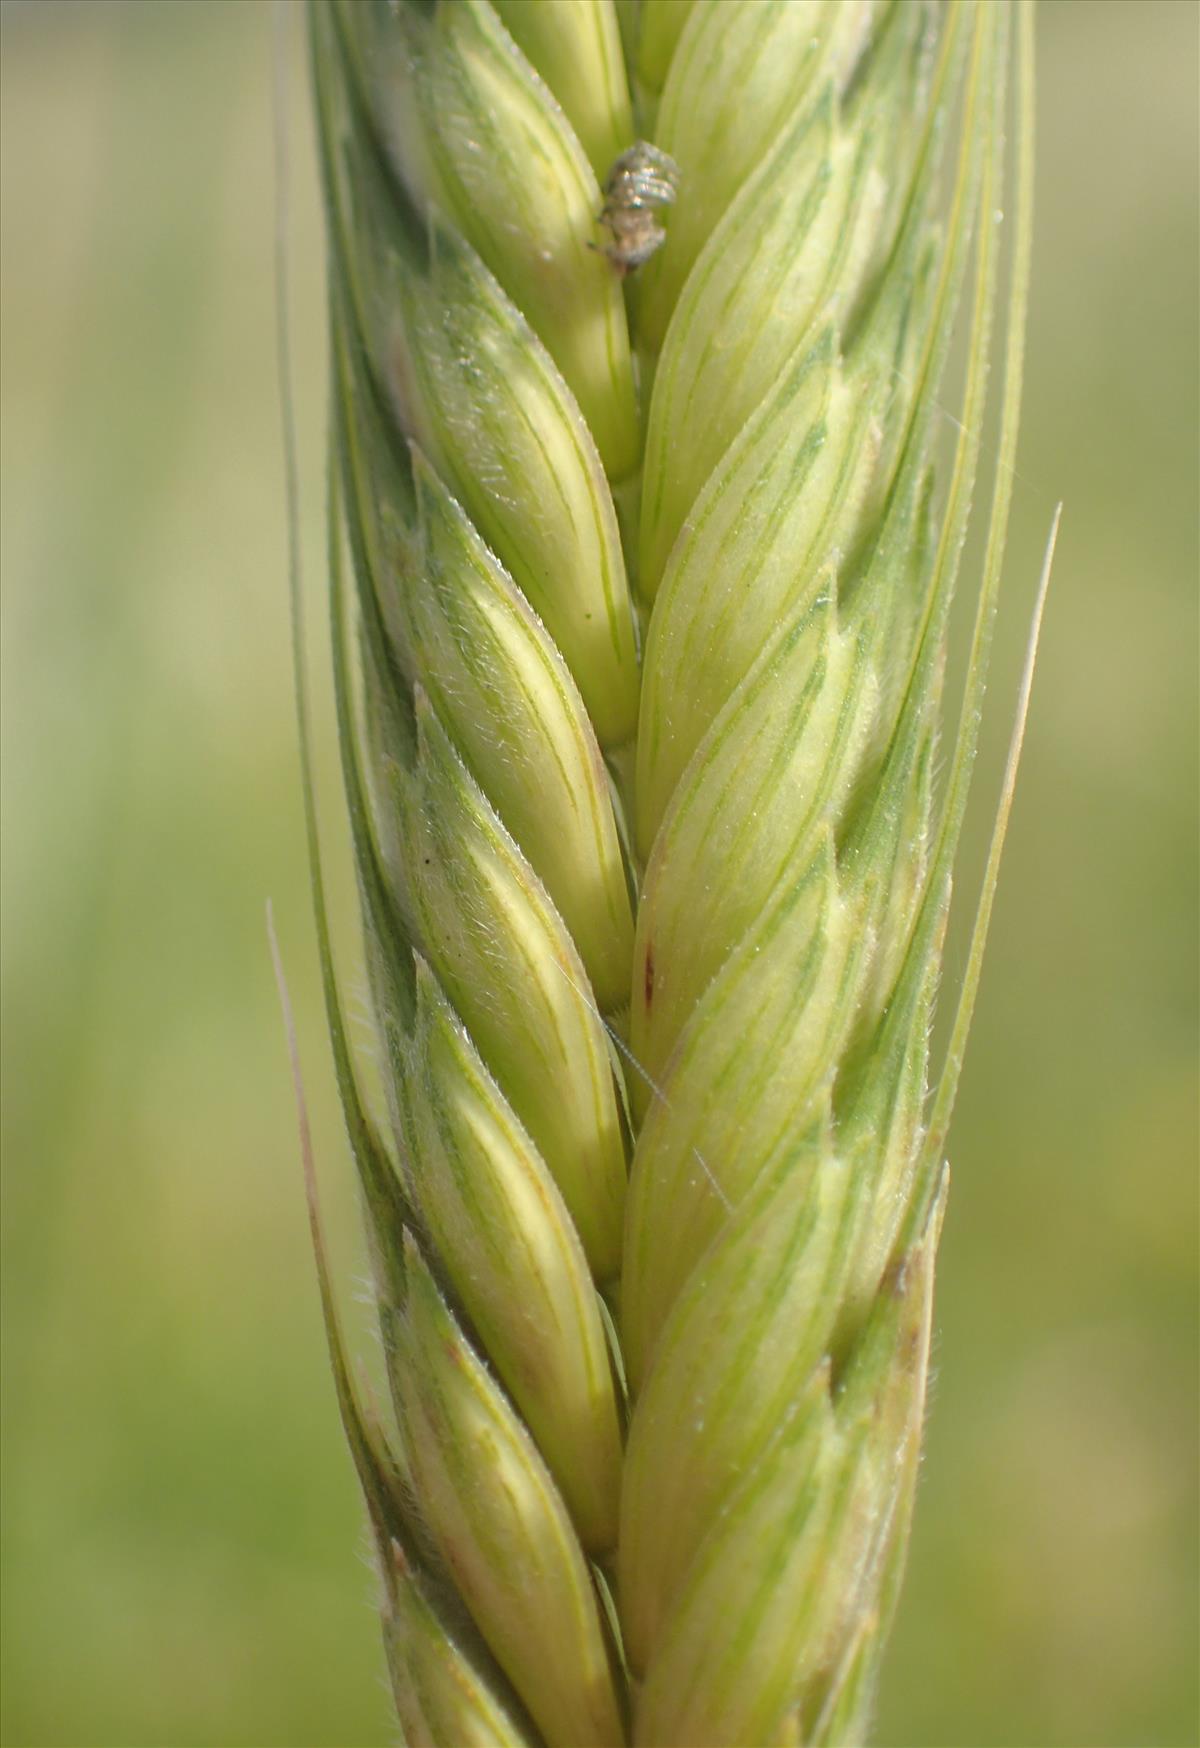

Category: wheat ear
[292, 2, 1045, 1743]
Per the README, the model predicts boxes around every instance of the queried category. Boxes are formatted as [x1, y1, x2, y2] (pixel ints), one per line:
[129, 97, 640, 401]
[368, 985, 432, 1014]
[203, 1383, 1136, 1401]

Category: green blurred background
[1, 2, 1195, 1744]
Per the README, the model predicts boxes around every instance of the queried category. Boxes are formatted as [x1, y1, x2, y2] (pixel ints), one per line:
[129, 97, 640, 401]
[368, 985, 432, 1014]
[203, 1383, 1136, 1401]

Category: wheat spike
[295, 2, 1042, 1742]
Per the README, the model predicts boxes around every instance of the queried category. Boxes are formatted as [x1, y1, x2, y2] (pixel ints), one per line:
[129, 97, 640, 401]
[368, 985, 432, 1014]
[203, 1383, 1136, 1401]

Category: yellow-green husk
[294, 2, 1040, 1743]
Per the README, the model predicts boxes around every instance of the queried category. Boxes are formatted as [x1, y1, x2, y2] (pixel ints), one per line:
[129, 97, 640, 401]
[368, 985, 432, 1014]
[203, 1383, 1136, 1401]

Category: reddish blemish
[880, 1255, 908, 1299]
[644, 942, 655, 1010]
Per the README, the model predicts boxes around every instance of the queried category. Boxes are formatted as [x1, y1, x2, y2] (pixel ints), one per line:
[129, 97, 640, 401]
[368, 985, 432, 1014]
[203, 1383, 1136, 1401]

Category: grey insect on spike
[598, 140, 681, 274]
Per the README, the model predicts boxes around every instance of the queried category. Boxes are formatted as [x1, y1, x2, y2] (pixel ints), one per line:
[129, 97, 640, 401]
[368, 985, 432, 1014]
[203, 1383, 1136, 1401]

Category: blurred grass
[0, 3, 1195, 1746]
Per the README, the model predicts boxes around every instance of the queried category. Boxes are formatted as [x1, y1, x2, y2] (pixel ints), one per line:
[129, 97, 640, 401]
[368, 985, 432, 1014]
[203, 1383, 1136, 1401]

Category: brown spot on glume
[644, 942, 655, 1009]
[880, 1254, 909, 1299]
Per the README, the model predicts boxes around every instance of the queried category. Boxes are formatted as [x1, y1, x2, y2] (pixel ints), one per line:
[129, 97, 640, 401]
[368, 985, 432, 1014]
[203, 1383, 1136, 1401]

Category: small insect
[596, 141, 680, 275]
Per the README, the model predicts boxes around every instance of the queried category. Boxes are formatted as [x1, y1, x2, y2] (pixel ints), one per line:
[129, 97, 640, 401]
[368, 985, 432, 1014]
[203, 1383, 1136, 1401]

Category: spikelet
[295, 3, 1044, 1743]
